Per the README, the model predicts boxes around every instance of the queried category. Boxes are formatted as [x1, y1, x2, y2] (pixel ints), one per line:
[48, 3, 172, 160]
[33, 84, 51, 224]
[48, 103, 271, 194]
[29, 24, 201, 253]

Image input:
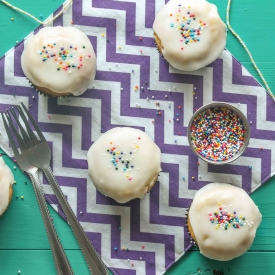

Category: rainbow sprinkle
[37, 43, 92, 72]
[105, 138, 141, 181]
[190, 108, 245, 162]
[169, 5, 207, 50]
[208, 204, 253, 230]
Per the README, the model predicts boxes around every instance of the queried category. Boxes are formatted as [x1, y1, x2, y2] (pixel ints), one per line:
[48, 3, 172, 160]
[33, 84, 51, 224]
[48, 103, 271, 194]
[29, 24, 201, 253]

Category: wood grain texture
[0, 250, 89, 275]
[166, 251, 275, 275]
[0, 0, 63, 56]
[0, 0, 275, 274]
[0, 152, 79, 249]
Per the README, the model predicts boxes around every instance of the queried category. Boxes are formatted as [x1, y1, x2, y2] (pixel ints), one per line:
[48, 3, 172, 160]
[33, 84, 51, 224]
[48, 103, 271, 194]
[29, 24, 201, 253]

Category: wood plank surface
[0, 0, 275, 274]
[0, 251, 274, 275]
[0, 250, 89, 275]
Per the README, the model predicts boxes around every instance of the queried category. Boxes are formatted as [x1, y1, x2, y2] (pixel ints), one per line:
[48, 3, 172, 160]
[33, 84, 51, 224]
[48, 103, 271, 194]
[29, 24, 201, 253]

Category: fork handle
[29, 170, 74, 275]
[43, 167, 109, 275]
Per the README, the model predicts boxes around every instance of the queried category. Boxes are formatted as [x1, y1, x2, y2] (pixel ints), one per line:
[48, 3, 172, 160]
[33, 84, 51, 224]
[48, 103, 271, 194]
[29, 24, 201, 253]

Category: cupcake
[0, 157, 14, 217]
[153, 0, 227, 71]
[21, 26, 96, 97]
[187, 183, 262, 261]
[87, 127, 161, 203]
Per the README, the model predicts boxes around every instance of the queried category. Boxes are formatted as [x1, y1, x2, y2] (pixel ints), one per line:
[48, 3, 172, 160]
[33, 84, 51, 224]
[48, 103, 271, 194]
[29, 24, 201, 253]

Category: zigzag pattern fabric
[1, 0, 275, 274]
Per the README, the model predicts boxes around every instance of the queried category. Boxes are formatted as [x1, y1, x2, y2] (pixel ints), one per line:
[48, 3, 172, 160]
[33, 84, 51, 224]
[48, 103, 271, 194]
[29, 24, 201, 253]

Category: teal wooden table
[0, 0, 275, 274]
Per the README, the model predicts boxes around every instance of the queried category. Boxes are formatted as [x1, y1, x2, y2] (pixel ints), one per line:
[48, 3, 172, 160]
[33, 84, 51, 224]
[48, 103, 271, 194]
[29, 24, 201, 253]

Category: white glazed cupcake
[187, 183, 262, 261]
[87, 127, 162, 203]
[21, 26, 96, 97]
[153, 0, 227, 71]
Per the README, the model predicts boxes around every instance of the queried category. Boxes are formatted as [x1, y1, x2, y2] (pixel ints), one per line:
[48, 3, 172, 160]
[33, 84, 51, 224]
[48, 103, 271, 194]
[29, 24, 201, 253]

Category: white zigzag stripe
[78, 4, 217, 150]
[85, 178, 164, 275]
[80, 222, 147, 274]
[38, 96, 88, 160]
[45, 14, 54, 27]
[220, 50, 275, 130]
[241, 63, 253, 77]
[248, 138, 275, 181]
[43, 183, 78, 214]
[198, 160, 242, 186]
[66, 25, 159, 141]
[161, 153, 197, 201]
[116, 0, 154, 39]
[198, 155, 261, 192]
[84, 0, 153, 38]
[85, 172, 186, 275]
[140, 194, 177, 274]
[38, 106, 187, 274]
[81, 1, 197, 99]
[38, 127, 160, 270]
[155, 0, 167, 16]
[62, 0, 73, 26]
[0, 95, 30, 156]
[74, 24, 194, 147]
[58, 96, 103, 147]
[159, 171, 190, 220]
[168, 65, 214, 105]
[35, 108, 187, 274]
[4, 50, 30, 87]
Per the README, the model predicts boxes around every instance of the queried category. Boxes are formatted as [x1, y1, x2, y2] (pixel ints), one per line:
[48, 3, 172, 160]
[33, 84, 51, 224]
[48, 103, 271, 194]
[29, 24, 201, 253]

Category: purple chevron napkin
[1, 0, 275, 274]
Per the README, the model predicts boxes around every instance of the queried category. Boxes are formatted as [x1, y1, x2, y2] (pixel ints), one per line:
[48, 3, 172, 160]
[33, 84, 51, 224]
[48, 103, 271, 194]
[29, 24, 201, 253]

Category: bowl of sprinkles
[188, 102, 250, 164]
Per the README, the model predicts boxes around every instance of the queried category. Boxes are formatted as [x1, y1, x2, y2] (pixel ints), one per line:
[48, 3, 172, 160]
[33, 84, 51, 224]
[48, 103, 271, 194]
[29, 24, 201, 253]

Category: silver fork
[1, 110, 74, 275]
[16, 103, 109, 275]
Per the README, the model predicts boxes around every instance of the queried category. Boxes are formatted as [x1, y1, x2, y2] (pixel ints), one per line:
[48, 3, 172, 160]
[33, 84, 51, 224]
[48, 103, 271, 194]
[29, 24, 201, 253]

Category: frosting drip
[21, 26, 96, 96]
[153, 0, 227, 71]
[189, 183, 262, 261]
[87, 127, 161, 203]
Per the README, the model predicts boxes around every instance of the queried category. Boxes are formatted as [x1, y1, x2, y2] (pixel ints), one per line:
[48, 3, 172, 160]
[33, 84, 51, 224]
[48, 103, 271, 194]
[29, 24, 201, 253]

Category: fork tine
[4, 111, 28, 152]
[1, 111, 20, 155]
[21, 102, 46, 142]
[16, 105, 40, 145]
[8, 107, 33, 148]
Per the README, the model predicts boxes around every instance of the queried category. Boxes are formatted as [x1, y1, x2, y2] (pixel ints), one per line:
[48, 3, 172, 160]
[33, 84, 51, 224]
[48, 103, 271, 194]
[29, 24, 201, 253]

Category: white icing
[21, 26, 96, 96]
[153, 0, 227, 71]
[189, 183, 262, 261]
[0, 157, 14, 216]
[87, 127, 161, 203]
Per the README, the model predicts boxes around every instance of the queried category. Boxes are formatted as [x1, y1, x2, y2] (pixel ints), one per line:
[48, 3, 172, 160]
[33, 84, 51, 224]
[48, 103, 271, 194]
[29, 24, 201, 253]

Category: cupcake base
[34, 85, 73, 97]
[186, 207, 198, 245]
[28, 79, 72, 98]
[153, 32, 164, 56]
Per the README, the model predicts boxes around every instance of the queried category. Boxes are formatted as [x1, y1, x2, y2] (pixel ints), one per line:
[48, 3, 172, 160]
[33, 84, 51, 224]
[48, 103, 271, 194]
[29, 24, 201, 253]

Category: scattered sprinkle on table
[190, 107, 245, 162]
